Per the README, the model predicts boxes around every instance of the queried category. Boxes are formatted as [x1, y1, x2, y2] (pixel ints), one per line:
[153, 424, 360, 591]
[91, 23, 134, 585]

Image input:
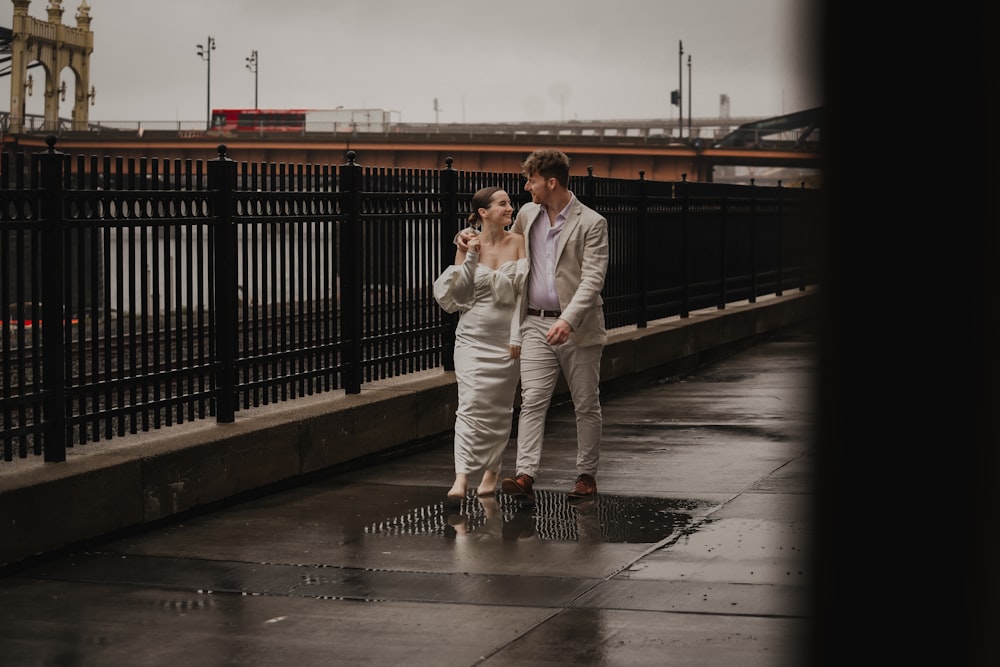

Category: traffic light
[671, 89, 680, 107]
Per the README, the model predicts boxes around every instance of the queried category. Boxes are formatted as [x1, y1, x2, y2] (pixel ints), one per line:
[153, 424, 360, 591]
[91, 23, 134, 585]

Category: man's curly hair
[521, 149, 570, 187]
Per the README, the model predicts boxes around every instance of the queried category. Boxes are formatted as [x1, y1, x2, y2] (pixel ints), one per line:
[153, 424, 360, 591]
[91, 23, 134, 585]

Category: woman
[434, 187, 527, 504]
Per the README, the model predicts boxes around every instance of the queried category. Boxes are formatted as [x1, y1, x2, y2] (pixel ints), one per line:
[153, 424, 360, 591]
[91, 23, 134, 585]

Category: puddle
[365, 490, 705, 543]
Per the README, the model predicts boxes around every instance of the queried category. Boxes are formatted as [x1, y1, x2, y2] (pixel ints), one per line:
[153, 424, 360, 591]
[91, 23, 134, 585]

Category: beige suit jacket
[512, 196, 609, 347]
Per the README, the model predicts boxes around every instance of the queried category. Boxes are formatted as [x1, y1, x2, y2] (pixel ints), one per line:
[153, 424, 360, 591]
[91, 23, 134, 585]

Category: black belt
[527, 308, 561, 318]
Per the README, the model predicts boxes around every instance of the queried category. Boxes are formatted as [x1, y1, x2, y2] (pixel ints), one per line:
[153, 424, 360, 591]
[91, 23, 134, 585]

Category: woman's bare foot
[447, 473, 468, 503]
[477, 469, 498, 497]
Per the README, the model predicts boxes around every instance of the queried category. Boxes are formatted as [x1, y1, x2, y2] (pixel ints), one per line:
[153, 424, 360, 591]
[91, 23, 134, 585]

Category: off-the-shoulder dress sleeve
[433, 250, 479, 313]
[509, 257, 529, 346]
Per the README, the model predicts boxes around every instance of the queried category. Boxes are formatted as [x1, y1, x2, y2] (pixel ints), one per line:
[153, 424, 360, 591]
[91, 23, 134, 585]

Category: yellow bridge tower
[8, 0, 94, 133]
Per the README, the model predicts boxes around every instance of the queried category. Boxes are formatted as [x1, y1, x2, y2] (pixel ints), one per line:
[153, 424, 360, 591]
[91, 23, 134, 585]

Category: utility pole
[196, 36, 216, 130]
[687, 54, 692, 140]
[678, 40, 683, 140]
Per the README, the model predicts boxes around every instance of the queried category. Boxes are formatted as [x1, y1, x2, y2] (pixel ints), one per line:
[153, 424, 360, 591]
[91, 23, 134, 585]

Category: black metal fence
[1, 137, 822, 464]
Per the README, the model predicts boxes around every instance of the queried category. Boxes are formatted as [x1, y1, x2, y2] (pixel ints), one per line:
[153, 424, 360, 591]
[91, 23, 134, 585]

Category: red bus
[211, 108, 395, 133]
[211, 108, 309, 132]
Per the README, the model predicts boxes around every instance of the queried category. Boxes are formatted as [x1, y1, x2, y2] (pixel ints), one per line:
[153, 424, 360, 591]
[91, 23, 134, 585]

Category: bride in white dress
[434, 187, 528, 504]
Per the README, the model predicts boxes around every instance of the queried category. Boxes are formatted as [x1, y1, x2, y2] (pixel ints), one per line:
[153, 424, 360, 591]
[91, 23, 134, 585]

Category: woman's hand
[509, 344, 521, 359]
[457, 229, 477, 252]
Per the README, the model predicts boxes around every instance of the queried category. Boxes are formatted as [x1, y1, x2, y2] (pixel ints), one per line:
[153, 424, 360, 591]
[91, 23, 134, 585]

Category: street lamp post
[246, 50, 258, 109]
[196, 36, 216, 130]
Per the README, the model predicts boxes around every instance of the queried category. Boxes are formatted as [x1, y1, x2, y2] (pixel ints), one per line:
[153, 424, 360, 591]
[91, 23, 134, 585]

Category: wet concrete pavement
[0, 325, 816, 666]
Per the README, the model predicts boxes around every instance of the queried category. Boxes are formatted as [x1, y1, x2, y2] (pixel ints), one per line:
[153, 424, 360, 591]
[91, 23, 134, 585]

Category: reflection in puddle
[365, 491, 706, 544]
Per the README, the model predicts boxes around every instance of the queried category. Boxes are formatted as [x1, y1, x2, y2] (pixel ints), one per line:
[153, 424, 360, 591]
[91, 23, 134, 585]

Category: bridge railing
[0, 111, 767, 142]
[0, 137, 821, 464]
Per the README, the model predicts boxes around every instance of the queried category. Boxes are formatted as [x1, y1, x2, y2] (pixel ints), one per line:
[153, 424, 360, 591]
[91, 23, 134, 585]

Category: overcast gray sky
[2, 0, 822, 125]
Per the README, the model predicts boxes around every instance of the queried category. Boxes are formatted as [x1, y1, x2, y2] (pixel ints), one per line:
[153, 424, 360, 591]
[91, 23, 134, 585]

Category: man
[457, 149, 609, 503]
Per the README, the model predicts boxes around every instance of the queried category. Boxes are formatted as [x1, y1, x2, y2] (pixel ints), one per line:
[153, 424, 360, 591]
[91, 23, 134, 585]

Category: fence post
[717, 194, 729, 310]
[798, 182, 808, 292]
[208, 144, 238, 423]
[749, 179, 758, 303]
[37, 136, 67, 461]
[583, 165, 597, 209]
[679, 173, 690, 318]
[439, 157, 458, 372]
[339, 151, 363, 394]
[775, 181, 784, 297]
[636, 171, 649, 328]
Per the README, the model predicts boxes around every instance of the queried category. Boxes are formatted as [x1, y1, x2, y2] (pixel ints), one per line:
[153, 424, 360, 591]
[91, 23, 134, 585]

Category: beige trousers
[514, 315, 603, 480]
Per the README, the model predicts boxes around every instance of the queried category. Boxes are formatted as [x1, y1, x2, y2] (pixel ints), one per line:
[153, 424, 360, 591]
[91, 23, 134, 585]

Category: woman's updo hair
[467, 186, 502, 226]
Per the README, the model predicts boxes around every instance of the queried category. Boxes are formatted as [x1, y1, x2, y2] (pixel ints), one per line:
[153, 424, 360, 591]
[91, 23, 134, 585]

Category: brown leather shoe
[568, 473, 596, 499]
[501, 473, 535, 503]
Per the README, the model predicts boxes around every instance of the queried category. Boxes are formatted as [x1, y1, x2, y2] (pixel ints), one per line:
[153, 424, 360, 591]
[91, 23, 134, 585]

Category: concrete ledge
[0, 288, 818, 568]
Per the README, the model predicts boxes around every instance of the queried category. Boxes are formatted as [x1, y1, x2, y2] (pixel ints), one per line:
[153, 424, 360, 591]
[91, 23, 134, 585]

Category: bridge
[0, 107, 822, 186]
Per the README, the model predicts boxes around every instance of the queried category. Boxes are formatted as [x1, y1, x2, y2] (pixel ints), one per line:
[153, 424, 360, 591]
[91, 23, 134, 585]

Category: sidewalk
[0, 323, 816, 666]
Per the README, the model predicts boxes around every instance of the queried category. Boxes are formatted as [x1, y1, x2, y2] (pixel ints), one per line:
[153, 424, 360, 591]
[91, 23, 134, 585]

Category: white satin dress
[434, 250, 529, 476]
